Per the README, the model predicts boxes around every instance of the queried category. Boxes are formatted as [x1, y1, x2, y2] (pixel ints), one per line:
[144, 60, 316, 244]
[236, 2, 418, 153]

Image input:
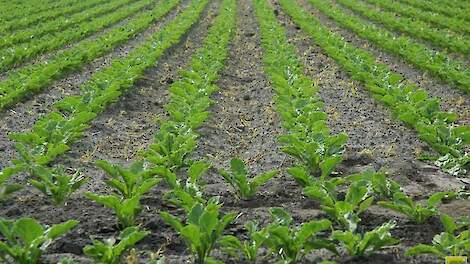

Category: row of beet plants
[398, 0, 470, 22]
[280, 0, 470, 176]
[336, 0, 470, 56]
[0, 0, 180, 111]
[0, 0, 79, 23]
[308, 0, 470, 95]
[0, 0, 154, 72]
[0, 0, 137, 49]
[363, 0, 470, 35]
[0, 0, 108, 34]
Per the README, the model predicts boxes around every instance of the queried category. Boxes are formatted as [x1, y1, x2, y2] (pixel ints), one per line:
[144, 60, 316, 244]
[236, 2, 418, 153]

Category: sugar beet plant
[83, 226, 149, 264]
[161, 199, 238, 264]
[154, 161, 210, 211]
[29, 164, 87, 206]
[0, 217, 78, 264]
[378, 191, 456, 224]
[262, 208, 336, 263]
[85, 160, 160, 228]
[219, 158, 278, 200]
[220, 220, 269, 262]
[406, 214, 470, 258]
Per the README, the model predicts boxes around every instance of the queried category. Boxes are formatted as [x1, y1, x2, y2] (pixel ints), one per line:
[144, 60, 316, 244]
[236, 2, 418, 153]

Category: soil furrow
[300, 0, 470, 123]
[0, 0, 190, 172]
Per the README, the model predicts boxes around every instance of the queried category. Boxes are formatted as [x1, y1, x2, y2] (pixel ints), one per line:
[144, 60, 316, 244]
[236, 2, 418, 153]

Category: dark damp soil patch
[301, 0, 470, 125]
[0, 1, 220, 263]
[0, 0, 191, 173]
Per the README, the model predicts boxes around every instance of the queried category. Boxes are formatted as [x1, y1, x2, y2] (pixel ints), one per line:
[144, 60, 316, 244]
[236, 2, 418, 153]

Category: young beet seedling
[220, 220, 269, 262]
[154, 161, 210, 212]
[279, 127, 347, 179]
[29, 164, 87, 206]
[0, 217, 78, 264]
[83, 226, 149, 264]
[263, 208, 336, 264]
[85, 160, 160, 229]
[378, 191, 456, 224]
[219, 158, 278, 200]
[332, 221, 399, 256]
[346, 170, 401, 200]
[303, 178, 372, 232]
[0, 167, 22, 201]
[406, 214, 470, 258]
[160, 198, 238, 264]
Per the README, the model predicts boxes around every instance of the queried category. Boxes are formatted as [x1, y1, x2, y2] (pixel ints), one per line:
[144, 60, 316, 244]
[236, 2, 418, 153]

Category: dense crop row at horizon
[0, 0, 468, 263]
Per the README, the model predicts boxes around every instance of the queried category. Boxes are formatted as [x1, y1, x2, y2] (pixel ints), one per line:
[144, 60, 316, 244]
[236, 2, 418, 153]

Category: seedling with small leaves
[220, 220, 269, 262]
[219, 158, 278, 199]
[263, 208, 336, 264]
[29, 165, 87, 205]
[83, 226, 149, 264]
[332, 221, 399, 256]
[85, 160, 160, 228]
[378, 191, 456, 224]
[406, 214, 470, 258]
[154, 161, 210, 211]
[0, 217, 78, 264]
[279, 131, 347, 179]
[346, 170, 401, 200]
[160, 199, 237, 264]
[303, 179, 372, 232]
[0, 167, 22, 201]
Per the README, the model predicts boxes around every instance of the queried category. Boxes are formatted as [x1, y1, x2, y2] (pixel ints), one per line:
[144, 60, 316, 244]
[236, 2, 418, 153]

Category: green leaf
[13, 217, 44, 246]
[270, 208, 292, 226]
[319, 155, 342, 180]
[46, 220, 79, 240]
[405, 244, 446, 258]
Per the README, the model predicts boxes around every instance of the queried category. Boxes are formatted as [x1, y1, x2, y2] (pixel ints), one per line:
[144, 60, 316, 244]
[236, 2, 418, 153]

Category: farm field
[0, 0, 469, 263]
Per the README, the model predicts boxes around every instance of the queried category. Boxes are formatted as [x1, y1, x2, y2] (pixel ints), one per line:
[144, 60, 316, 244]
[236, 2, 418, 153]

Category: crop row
[399, 0, 470, 22]
[0, 0, 154, 72]
[336, 0, 470, 56]
[0, 0, 77, 23]
[0, 0, 180, 111]
[309, 0, 470, 94]
[0, 0, 109, 34]
[0, 0, 138, 49]
[364, 0, 470, 35]
[281, 0, 470, 175]
[0, 0, 207, 194]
